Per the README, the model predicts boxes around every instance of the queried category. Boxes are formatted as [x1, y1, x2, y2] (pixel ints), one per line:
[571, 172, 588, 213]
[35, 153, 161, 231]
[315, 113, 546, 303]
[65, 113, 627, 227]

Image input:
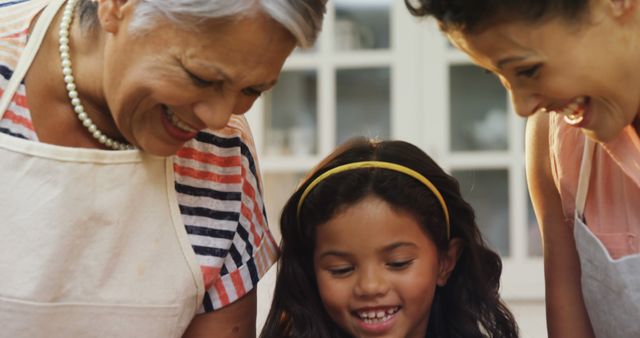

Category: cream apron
[574, 138, 640, 337]
[0, 0, 205, 336]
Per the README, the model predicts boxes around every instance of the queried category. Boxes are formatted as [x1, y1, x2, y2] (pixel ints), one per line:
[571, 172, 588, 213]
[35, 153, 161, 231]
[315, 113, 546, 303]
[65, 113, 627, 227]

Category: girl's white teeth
[357, 307, 399, 323]
[164, 108, 196, 132]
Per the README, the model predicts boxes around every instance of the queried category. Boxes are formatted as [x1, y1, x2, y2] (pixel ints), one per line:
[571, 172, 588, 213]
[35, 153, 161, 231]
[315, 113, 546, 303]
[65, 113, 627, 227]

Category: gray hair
[79, 0, 326, 48]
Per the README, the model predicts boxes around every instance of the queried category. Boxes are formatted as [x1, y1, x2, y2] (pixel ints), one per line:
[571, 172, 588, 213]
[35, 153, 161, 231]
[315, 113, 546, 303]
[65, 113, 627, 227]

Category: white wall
[507, 299, 547, 338]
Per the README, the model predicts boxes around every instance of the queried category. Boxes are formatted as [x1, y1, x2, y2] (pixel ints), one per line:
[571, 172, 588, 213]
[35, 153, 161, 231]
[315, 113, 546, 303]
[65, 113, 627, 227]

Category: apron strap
[575, 136, 596, 219]
[0, 0, 67, 118]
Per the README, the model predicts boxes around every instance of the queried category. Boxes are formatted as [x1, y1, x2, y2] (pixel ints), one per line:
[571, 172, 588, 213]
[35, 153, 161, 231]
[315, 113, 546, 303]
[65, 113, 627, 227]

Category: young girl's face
[313, 196, 458, 338]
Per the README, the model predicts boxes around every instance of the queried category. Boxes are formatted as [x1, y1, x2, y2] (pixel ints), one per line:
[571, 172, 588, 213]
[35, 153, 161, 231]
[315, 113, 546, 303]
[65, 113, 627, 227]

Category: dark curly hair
[405, 0, 590, 32]
[260, 138, 519, 338]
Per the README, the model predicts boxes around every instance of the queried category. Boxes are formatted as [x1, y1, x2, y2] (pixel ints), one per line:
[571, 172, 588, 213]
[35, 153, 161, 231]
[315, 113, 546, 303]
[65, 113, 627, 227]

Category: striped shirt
[0, 0, 278, 313]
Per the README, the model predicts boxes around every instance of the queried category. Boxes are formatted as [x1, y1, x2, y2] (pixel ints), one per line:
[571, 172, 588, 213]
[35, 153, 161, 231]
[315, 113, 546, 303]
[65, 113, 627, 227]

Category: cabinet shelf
[446, 151, 523, 169]
[284, 50, 393, 69]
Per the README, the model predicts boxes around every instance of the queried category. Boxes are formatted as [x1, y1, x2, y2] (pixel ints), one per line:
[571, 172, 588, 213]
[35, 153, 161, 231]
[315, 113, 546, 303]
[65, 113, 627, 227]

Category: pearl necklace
[59, 0, 133, 150]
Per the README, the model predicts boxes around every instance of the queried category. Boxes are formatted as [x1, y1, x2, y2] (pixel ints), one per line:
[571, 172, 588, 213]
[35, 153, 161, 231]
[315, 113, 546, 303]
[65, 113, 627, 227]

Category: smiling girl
[260, 138, 519, 338]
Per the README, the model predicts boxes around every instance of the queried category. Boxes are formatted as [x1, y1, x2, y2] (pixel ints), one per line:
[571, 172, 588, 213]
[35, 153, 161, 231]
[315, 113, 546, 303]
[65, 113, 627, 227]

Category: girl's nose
[353, 266, 390, 298]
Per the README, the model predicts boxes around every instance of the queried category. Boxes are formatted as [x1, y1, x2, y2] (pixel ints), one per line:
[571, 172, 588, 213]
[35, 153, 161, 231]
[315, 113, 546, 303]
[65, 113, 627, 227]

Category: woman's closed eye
[185, 69, 222, 88]
[242, 87, 263, 97]
[515, 64, 541, 79]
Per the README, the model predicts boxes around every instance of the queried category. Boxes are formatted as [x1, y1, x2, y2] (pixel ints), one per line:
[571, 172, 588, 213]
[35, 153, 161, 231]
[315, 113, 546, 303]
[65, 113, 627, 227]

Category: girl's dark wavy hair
[405, 0, 590, 32]
[260, 138, 519, 338]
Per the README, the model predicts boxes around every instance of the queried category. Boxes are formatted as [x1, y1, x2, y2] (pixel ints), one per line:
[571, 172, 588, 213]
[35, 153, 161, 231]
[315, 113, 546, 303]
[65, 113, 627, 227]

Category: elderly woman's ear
[96, 0, 131, 33]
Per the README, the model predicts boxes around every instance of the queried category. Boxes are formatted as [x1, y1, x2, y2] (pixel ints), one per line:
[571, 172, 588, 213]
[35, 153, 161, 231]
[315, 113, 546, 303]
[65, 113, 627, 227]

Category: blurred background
[245, 1, 546, 337]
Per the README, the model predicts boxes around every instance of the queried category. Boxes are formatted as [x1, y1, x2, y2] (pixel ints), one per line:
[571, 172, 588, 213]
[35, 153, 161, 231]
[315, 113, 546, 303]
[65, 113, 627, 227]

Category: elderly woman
[0, 0, 325, 337]
[406, 0, 640, 337]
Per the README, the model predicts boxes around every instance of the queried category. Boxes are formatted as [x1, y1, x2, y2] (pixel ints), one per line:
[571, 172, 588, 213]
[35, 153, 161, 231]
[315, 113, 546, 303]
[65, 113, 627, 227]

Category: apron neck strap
[0, 0, 67, 118]
[575, 136, 596, 218]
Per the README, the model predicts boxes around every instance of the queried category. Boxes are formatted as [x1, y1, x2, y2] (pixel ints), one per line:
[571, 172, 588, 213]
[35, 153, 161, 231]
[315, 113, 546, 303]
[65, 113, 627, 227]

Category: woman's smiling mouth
[161, 105, 199, 141]
[555, 96, 587, 126]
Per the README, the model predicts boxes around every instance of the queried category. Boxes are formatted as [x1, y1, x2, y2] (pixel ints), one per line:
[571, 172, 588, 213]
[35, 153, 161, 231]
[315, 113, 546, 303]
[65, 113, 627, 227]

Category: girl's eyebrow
[317, 242, 418, 259]
[317, 250, 351, 259]
[382, 242, 417, 253]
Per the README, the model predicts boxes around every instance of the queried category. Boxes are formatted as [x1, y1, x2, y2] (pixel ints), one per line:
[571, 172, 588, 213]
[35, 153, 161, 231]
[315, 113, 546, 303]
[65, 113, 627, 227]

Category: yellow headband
[296, 161, 450, 239]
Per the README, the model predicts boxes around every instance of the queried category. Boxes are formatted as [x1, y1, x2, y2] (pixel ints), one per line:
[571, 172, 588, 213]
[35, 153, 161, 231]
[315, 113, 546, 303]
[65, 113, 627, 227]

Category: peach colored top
[549, 114, 640, 259]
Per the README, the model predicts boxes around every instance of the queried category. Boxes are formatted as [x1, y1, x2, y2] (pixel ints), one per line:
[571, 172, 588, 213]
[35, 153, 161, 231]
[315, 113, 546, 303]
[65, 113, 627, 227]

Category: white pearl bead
[58, 0, 132, 151]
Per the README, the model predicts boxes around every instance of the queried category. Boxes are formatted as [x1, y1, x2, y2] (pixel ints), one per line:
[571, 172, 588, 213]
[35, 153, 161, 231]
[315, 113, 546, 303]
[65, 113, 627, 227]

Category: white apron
[0, 0, 205, 336]
[573, 138, 640, 337]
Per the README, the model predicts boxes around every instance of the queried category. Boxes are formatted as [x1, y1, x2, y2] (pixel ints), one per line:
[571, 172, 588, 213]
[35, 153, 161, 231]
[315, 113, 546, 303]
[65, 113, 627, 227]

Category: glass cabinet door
[334, 0, 393, 145]
[265, 70, 318, 157]
[448, 64, 512, 256]
[334, 0, 391, 51]
[449, 65, 508, 152]
[440, 37, 545, 309]
[452, 169, 510, 255]
[336, 68, 390, 144]
[258, 0, 396, 168]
